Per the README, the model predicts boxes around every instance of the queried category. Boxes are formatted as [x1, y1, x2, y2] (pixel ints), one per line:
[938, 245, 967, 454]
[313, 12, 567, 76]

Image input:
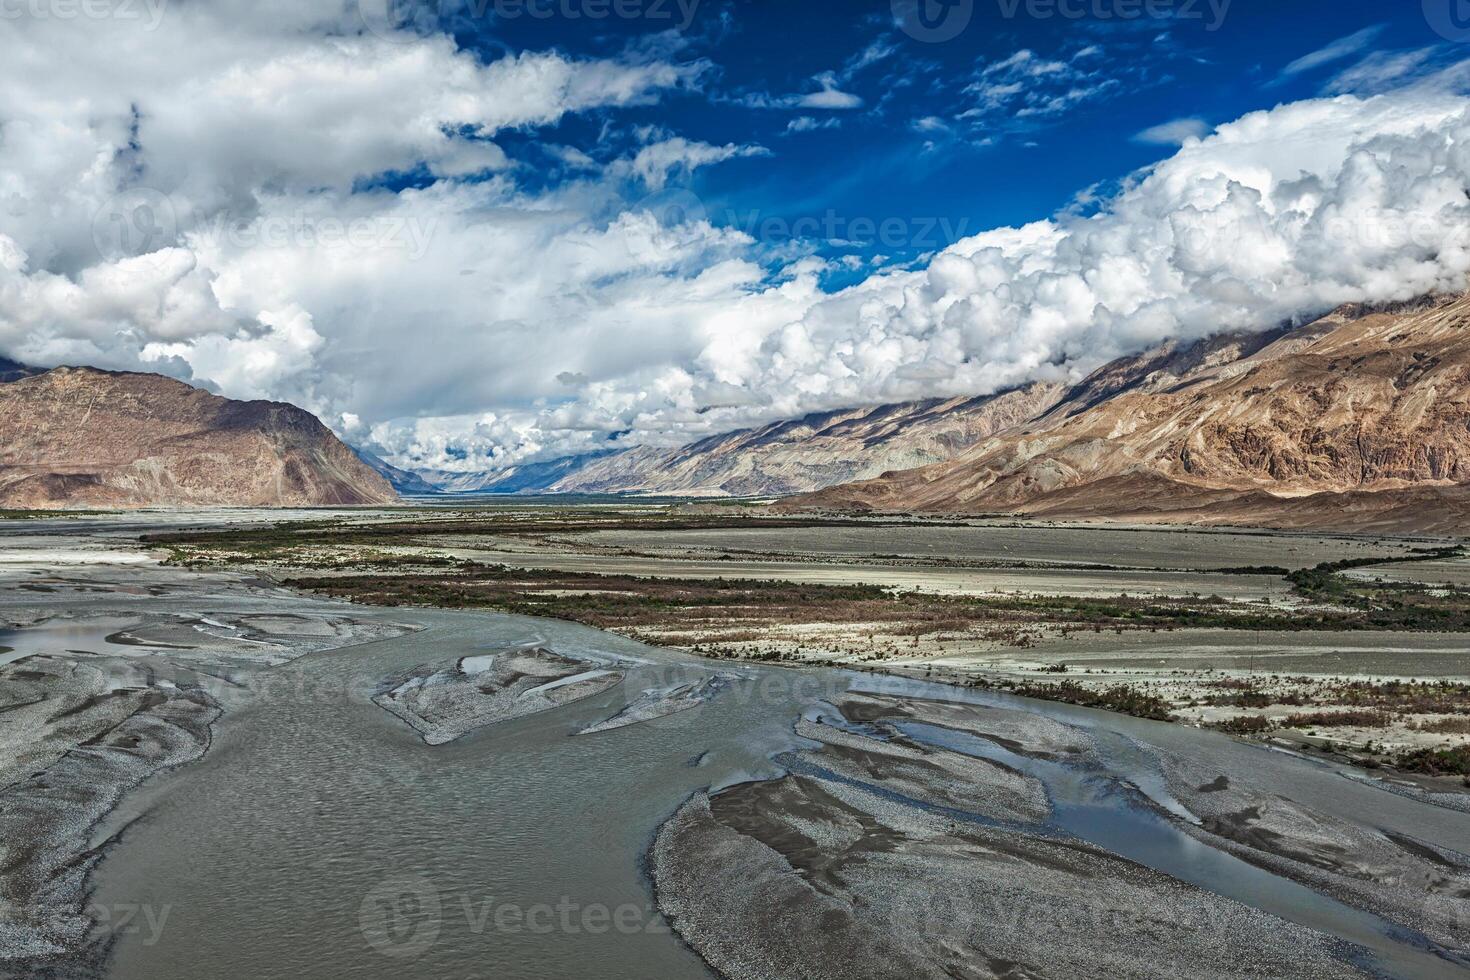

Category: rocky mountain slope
[785, 295, 1470, 532]
[353, 445, 441, 496]
[0, 367, 398, 508]
[426, 449, 623, 494]
[437, 385, 1065, 498]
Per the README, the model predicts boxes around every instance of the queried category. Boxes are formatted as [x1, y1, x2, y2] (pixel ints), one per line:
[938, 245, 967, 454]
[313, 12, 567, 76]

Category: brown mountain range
[546, 384, 1065, 497]
[0, 367, 397, 509]
[783, 294, 1470, 533]
[420, 385, 1065, 496]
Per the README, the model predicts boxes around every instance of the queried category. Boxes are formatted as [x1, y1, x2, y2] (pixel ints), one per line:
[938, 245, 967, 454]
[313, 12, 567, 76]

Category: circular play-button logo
[1425, 0, 1470, 42]
[91, 187, 178, 266]
[893, 0, 974, 43]
[358, 873, 442, 959]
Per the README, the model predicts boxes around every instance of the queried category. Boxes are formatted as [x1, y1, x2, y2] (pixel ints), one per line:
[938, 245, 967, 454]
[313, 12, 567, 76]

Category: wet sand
[0, 548, 416, 973]
[652, 689, 1470, 979]
[578, 675, 732, 735]
[372, 647, 628, 744]
[1160, 755, 1470, 952]
[2, 511, 1468, 980]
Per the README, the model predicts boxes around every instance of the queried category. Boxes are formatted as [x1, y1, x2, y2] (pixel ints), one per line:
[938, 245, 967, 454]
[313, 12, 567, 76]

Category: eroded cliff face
[0, 367, 397, 508]
[786, 294, 1470, 532]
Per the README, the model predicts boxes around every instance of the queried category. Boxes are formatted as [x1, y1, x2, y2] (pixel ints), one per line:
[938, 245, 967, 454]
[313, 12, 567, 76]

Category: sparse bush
[1393, 745, 1470, 777]
[1208, 716, 1276, 735]
[1283, 710, 1394, 729]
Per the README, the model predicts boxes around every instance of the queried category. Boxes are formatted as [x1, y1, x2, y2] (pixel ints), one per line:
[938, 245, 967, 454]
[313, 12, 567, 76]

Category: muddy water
[78, 608, 1470, 979]
[890, 719, 1464, 979]
[88, 608, 837, 980]
[0, 617, 160, 668]
[0, 518, 1461, 979]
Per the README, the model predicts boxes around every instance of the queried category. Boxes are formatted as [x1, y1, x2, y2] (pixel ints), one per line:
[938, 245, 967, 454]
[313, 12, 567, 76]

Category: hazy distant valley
[374, 295, 1470, 536]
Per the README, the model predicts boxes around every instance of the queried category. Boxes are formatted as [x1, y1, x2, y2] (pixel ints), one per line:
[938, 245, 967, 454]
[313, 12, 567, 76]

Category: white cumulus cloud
[3, 5, 1470, 476]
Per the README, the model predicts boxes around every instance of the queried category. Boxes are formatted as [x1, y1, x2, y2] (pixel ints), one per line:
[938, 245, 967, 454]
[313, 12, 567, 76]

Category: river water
[80, 602, 1470, 979]
[0, 519, 1466, 979]
[88, 607, 829, 980]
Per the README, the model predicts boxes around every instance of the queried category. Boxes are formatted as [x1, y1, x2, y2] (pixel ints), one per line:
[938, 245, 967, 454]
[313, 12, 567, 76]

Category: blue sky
[6, 0, 1470, 471]
[456, 0, 1457, 281]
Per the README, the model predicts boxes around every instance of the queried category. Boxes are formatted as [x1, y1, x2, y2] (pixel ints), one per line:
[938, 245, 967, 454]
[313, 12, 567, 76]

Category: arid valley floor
[155, 503, 1470, 778]
[1, 504, 1468, 979]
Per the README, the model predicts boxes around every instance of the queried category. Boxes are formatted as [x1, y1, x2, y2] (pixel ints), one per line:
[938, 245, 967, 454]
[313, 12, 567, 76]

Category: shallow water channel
[5, 594, 1462, 980]
[887, 718, 1464, 979]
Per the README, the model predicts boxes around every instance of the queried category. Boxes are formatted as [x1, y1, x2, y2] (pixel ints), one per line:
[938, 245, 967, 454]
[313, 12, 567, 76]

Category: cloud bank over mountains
[2, 2, 1470, 473]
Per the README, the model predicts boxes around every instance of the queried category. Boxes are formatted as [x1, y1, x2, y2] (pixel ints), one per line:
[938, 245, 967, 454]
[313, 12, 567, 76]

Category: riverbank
[149, 506, 1470, 789]
[3, 509, 1468, 979]
[0, 543, 415, 975]
[650, 687, 1469, 979]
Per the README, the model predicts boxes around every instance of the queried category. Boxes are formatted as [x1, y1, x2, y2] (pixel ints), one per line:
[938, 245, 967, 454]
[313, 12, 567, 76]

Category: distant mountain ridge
[783, 294, 1470, 532]
[353, 446, 441, 496]
[8, 289, 1457, 527]
[0, 358, 39, 384]
[0, 366, 397, 508]
[306, 289, 1470, 535]
[416, 385, 1065, 498]
[421, 449, 624, 494]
